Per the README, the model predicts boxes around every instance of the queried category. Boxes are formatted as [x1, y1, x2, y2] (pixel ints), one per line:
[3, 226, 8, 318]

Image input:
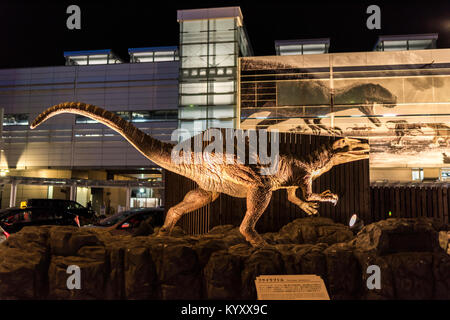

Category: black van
[0, 199, 96, 234]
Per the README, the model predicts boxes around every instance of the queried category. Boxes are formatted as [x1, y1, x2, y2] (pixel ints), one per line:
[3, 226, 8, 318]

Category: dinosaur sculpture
[31, 102, 370, 247]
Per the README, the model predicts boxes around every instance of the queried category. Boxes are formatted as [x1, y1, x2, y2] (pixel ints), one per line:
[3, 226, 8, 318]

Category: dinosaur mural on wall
[31, 102, 369, 247]
[240, 55, 450, 167]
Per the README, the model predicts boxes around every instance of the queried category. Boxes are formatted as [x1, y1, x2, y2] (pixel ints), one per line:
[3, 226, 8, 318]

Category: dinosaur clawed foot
[240, 228, 269, 248]
[249, 238, 270, 248]
[320, 190, 338, 206]
[157, 226, 171, 237]
[300, 202, 319, 216]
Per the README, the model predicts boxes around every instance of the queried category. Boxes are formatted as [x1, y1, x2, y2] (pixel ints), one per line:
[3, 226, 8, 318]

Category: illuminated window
[441, 168, 450, 181]
[131, 110, 178, 122]
[128, 47, 179, 63]
[131, 111, 152, 123]
[3, 113, 29, 126]
[115, 111, 131, 121]
[64, 49, 123, 66]
[75, 110, 177, 124]
[75, 115, 98, 124]
[412, 168, 424, 181]
[275, 39, 330, 55]
[374, 34, 437, 51]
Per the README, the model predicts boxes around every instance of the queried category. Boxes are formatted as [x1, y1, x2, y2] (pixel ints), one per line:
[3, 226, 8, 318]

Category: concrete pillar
[9, 180, 17, 208]
[70, 184, 77, 201]
[126, 187, 131, 210]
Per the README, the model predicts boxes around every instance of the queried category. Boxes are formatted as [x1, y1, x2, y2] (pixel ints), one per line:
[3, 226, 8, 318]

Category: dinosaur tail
[30, 102, 175, 169]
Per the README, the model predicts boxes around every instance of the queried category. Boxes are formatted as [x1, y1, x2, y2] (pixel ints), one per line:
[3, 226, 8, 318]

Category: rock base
[0, 217, 448, 300]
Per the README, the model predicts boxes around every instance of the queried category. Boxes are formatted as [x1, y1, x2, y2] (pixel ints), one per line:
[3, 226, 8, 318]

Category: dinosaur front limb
[287, 188, 319, 215]
[239, 186, 272, 247]
[302, 184, 339, 206]
[158, 188, 219, 236]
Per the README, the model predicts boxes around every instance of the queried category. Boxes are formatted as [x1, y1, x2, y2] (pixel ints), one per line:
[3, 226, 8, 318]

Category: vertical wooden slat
[405, 186, 411, 218]
[427, 186, 433, 219]
[443, 186, 448, 224]
[432, 186, 437, 219]
[371, 186, 377, 222]
[411, 186, 416, 219]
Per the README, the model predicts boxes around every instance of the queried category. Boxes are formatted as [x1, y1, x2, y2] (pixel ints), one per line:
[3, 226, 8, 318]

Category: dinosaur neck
[31, 102, 177, 171]
[298, 145, 336, 179]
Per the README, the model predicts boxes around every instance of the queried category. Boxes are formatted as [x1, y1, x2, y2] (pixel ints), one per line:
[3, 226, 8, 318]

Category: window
[132, 110, 178, 122]
[32, 209, 55, 221]
[115, 111, 131, 121]
[441, 168, 450, 181]
[3, 113, 29, 126]
[119, 213, 150, 230]
[75, 115, 98, 124]
[131, 111, 152, 123]
[76, 110, 177, 124]
[412, 168, 424, 181]
[2, 211, 32, 224]
[65, 50, 123, 65]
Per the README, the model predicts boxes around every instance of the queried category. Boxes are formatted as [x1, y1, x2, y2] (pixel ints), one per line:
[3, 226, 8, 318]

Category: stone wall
[0, 217, 448, 300]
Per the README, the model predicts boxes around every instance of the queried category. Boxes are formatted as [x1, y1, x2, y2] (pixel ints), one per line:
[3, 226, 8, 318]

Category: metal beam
[126, 187, 131, 210]
[9, 181, 17, 208]
[70, 184, 77, 201]
[0, 176, 163, 189]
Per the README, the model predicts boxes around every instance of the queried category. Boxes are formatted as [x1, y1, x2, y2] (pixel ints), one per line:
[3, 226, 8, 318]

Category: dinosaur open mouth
[348, 146, 370, 156]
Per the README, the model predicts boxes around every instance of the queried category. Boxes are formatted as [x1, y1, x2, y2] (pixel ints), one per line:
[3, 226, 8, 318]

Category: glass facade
[178, 12, 252, 137]
[240, 49, 450, 169]
[75, 110, 177, 124]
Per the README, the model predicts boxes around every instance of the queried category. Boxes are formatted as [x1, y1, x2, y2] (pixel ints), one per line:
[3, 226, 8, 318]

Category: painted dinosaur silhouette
[243, 82, 397, 135]
[386, 120, 424, 145]
[31, 102, 369, 247]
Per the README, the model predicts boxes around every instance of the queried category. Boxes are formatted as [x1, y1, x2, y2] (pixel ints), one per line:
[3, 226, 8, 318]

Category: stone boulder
[276, 217, 354, 244]
[354, 217, 446, 255]
[0, 217, 447, 300]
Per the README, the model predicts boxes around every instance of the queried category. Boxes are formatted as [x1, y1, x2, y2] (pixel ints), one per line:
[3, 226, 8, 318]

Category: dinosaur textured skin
[31, 102, 370, 247]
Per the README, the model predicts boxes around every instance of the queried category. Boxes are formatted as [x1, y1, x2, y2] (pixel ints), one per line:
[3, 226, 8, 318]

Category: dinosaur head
[330, 138, 370, 165]
[362, 83, 397, 106]
[353, 83, 397, 127]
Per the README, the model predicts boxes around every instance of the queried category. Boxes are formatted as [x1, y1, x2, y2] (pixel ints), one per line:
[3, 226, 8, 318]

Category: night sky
[1, 0, 449, 69]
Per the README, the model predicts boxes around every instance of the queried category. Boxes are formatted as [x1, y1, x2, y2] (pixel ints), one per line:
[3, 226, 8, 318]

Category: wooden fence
[370, 182, 449, 224]
[164, 132, 370, 234]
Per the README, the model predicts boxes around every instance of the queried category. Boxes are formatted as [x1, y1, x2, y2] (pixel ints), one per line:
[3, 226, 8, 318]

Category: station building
[0, 6, 449, 214]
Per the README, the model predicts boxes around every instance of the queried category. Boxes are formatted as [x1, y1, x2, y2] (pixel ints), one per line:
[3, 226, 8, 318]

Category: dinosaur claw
[300, 202, 319, 216]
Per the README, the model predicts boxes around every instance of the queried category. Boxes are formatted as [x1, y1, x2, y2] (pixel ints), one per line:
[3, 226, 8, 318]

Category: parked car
[0, 199, 96, 234]
[91, 207, 165, 236]
[26, 199, 96, 220]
